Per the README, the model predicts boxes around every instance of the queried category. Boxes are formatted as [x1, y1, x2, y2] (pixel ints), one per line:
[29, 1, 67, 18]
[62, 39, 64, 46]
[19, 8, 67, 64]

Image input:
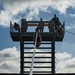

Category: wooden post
[20, 34, 24, 74]
[51, 36, 55, 74]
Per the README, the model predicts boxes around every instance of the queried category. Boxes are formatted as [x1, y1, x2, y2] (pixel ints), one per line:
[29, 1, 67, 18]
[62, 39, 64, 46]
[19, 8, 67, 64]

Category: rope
[65, 30, 75, 35]
[29, 31, 38, 75]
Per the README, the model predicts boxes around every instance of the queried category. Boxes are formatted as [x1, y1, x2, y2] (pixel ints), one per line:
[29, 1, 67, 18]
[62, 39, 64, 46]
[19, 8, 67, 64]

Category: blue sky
[0, 0, 75, 73]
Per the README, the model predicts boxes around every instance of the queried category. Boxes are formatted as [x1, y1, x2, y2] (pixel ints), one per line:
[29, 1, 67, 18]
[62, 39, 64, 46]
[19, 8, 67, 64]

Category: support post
[20, 34, 24, 74]
[51, 36, 55, 74]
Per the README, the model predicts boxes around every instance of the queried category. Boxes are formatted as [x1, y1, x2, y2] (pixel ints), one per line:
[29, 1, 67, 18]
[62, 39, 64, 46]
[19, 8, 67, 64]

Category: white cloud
[70, 14, 75, 17]
[0, 0, 75, 27]
[0, 47, 75, 73]
[0, 47, 20, 73]
[56, 52, 71, 61]
[56, 56, 75, 73]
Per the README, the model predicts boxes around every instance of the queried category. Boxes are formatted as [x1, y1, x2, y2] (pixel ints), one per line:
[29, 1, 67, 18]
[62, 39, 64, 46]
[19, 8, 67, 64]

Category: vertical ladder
[20, 37, 55, 74]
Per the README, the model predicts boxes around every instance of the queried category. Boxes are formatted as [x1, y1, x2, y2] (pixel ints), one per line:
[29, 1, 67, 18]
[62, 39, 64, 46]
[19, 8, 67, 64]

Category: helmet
[54, 14, 56, 17]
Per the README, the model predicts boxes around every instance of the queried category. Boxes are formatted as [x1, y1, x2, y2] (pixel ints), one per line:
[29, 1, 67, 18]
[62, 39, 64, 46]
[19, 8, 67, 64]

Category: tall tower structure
[10, 19, 65, 74]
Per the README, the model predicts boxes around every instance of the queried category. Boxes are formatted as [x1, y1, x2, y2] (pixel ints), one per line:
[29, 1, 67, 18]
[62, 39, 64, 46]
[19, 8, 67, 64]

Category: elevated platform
[10, 32, 64, 41]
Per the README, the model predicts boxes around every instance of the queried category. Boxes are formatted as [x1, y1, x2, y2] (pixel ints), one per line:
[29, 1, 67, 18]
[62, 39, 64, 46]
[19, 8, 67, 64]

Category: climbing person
[34, 27, 42, 48]
[14, 22, 20, 32]
[21, 19, 28, 32]
[38, 18, 44, 32]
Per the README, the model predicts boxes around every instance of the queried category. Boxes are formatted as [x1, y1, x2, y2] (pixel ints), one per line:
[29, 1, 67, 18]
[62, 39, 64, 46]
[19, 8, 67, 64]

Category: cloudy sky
[0, 0, 75, 74]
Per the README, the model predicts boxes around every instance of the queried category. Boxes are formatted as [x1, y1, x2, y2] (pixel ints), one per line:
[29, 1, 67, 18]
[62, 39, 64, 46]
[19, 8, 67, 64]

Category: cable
[65, 30, 75, 35]
[53, 22, 75, 35]
[29, 30, 38, 75]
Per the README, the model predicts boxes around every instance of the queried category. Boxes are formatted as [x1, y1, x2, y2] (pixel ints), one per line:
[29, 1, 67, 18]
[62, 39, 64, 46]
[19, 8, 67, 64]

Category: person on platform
[21, 19, 28, 32]
[14, 22, 20, 32]
[52, 14, 61, 30]
[38, 18, 44, 32]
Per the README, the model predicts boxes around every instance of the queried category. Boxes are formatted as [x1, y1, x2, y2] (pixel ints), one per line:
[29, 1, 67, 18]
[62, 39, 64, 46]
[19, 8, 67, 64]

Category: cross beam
[22, 21, 50, 26]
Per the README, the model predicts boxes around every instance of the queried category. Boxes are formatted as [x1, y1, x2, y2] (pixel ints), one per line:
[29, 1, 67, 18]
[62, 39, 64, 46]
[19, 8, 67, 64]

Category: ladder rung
[24, 52, 52, 54]
[24, 61, 52, 63]
[24, 43, 52, 44]
[24, 71, 52, 74]
[24, 66, 52, 68]
[24, 57, 52, 58]
[24, 47, 51, 49]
